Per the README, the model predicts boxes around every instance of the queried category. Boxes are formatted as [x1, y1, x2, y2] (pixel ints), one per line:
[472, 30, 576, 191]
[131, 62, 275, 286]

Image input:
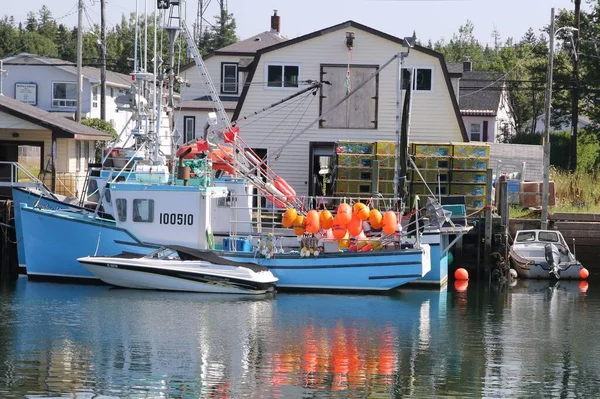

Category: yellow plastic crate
[412, 170, 449, 184]
[450, 184, 486, 196]
[377, 168, 395, 181]
[452, 171, 487, 184]
[337, 168, 373, 181]
[413, 157, 451, 170]
[376, 141, 395, 155]
[452, 158, 489, 170]
[465, 195, 486, 209]
[337, 154, 374, 168]
[412, 143, 452, 157]
[452, 143, 490, 159]
[335, 141, 375, 154]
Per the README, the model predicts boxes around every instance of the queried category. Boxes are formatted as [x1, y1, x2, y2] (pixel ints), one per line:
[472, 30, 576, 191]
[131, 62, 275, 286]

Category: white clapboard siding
[180, 55, 246, 101]
[235, 26, 465, 196]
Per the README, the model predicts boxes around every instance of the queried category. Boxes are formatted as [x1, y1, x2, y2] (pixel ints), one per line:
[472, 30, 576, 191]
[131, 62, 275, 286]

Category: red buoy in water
[580, 268, 590, 279]
[454, 268, 469, 281]
[579, 280, 589, 293]
[454, 280, 468, 292]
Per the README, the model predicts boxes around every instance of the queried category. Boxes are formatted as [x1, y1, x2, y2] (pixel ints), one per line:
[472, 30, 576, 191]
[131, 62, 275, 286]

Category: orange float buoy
[347, 215, 363, 237]
[282, 208, 298, 228]
[382, 211, 397, 235]
[336, 203, 352, 225]
[320, 209, 334, 230]
[579, 280, 589, 293]
[353, 202, 370, 221]
[368, 209, 382, 228]
[332, 216, 348, 239]
[305, 210, 320, 234]
[293, 215, 306, 236]
[580, 268, 590, 279]
[454, 280, 468, 292]
[454, 268, 469, 281]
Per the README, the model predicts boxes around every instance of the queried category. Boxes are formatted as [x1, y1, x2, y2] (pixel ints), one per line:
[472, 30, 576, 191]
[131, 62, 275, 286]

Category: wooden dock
[550, 213, 600, 268]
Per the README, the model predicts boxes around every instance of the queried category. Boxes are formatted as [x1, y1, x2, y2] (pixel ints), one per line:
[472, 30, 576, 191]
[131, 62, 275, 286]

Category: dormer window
[221, 63, 238, 94]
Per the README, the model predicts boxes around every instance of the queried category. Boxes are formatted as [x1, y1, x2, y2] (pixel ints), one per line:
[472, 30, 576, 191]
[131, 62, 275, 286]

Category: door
[309, 143, 335, 198]
[250, 148, 267, 209]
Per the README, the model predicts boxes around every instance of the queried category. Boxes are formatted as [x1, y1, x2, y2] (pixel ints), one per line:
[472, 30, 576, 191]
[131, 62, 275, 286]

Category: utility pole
[0, 60, 6, 96]
[100, 0, 107, 121]
[569, 0, 581, 172]
[541, 8, 555, 230]
[76, 0, 83, 122]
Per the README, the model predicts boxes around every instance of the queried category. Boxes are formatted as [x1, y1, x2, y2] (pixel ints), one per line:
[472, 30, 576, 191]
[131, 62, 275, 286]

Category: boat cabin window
[133, 199, 155, 223]
[147, 248, 179, 260]
[116, 198, 127, 222]
[516, 232, 536, 242]
[538, 231, 559, 243]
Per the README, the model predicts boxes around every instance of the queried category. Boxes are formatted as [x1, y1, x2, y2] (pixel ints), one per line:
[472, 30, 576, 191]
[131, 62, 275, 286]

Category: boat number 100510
[159, 213, 194, 225]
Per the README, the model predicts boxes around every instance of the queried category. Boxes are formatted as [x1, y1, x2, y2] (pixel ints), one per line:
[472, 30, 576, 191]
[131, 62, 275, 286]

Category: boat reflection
[1, 278, 449, 398]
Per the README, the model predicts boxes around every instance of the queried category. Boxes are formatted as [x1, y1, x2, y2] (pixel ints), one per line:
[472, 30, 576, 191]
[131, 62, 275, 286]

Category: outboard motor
[544, 243, 561, 280]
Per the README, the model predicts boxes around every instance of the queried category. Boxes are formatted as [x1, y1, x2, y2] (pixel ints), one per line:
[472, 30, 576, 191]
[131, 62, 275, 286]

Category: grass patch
[551, 168, 600, 213]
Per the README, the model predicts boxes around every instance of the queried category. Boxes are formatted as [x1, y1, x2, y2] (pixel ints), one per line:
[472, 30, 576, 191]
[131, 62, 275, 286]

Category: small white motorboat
[77, 246, 278, 294]
[509, 230, 586, 280]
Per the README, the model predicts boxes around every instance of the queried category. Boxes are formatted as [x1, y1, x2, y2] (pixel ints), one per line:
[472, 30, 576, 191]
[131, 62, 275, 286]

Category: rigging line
[234, 90, 316, 129]
[272, 52, 400, 161]
[255, 90, 313, 150]
[278, 91, 317, 156]
[261, 90, 315, 151]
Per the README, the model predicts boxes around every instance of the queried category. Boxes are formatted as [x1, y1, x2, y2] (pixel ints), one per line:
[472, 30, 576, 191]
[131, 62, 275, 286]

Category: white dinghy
[77, 246, 278, 295]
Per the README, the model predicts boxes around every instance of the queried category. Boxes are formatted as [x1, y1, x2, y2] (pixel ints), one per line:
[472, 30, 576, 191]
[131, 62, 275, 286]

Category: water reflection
[0, 276, 599, 397]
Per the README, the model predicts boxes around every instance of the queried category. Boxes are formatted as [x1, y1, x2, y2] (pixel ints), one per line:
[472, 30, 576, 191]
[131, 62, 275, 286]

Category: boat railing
[226, 192, 440, 247]
[0, 161, 56, 198]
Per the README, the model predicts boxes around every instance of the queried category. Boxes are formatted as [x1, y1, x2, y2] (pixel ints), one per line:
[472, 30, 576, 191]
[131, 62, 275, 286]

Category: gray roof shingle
[459, 71, 506, 114]
[3, 53, 133, 88]
[0, 95, 112, 140]
[216, 31, 288, 53]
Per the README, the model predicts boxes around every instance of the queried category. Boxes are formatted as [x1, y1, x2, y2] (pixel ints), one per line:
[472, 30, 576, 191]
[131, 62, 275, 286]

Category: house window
[133, 199, 154, 223]
[183, 116, 195, 143]
[267, 64, 299, 88]
[470, 122, 482, 141]
[52, 82, 77, 107]
[221, 63, 238, 94]
[92, 86, 98, 108]
[401, 68, 433, 91]
[116, 198, 127, 222]
[319, 65, 378, 129]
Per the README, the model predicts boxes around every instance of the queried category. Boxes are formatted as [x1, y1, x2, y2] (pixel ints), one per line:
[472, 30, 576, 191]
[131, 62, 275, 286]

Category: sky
[3, 0, 587, 48]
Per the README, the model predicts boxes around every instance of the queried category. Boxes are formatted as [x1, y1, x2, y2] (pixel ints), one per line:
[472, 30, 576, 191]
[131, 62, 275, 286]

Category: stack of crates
[410, 143, 452, 198]
[375, 141, 397, 195]
[334, 141, 376, 196]
[450, 142, 490, 210]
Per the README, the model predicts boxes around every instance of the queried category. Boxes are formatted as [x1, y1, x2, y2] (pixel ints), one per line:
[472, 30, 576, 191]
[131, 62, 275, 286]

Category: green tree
[25, 11, 37, 32]
[82, 118, 118, 162]
[199, 9, 238, 55]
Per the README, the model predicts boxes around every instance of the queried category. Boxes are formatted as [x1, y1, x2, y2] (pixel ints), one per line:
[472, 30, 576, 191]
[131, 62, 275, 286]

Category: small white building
[228, 20, 468, 196]
[456, 61, 516, 143]
[0, 95, 111, 197]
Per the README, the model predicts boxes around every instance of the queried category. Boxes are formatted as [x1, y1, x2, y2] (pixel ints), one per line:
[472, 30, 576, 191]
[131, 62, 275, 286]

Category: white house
[227, 20, 468, 196]
[457, 61, 516, 143]
[527, 113, 591, 134]
[1, 53, 133, 137]
[176, 11, 287, 144]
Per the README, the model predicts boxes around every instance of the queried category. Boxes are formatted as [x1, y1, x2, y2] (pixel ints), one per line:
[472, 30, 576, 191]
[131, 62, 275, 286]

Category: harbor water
[0, 276, 599, 398]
